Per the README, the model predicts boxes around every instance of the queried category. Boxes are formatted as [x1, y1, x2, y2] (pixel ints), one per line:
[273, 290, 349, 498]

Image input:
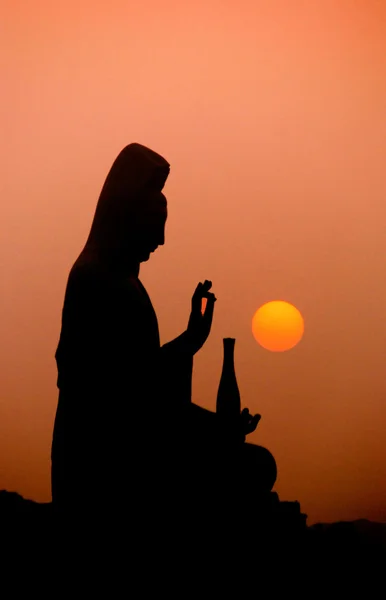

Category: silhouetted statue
[51, 143, 276, 546]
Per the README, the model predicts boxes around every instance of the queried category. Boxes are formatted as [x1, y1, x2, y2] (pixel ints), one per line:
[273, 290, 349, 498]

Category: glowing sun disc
[252, 301, 304, 352]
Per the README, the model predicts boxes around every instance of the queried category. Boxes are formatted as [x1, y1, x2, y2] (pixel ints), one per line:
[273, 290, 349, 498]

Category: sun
[252, 301, 304, 352]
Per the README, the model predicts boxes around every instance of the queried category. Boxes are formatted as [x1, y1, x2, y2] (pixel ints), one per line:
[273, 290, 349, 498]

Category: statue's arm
[160, 331, 194, 356]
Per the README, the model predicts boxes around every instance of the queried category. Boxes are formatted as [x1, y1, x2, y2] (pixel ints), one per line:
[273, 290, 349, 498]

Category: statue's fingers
[203, 292, 216, 326]
[240, 408, 251, 425]
[202, 280, 212, 292]
[192, 282, 203, 298]
[191, 282, 203, 312]
[193, 280, 211, 300]
[246, 415, 260, 433]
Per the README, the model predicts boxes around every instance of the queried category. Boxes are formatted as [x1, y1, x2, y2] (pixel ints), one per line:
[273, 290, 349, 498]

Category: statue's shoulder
[61, 261, 111, 309]
[68, 257, 109, 286]
[68, 261, 145, 308]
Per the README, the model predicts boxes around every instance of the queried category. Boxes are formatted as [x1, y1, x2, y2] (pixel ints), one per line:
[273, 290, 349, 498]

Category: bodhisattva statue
[51, 143, 277, 542]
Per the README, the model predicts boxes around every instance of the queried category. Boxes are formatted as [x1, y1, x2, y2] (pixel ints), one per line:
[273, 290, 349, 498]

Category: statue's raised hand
[186, 280, 216, 355]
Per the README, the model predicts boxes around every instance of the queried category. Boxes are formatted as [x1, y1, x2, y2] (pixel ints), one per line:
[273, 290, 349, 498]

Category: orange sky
[1, 0, 386, 524]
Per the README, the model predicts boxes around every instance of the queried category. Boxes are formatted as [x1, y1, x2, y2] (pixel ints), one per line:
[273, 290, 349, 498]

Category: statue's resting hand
[218, 408, 261, 445]
[240, 408, 261, 438]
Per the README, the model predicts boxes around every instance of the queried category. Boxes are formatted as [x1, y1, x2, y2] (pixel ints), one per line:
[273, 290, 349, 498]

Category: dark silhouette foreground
[1, 490, 384, 593]
[2, 145, 384, 592]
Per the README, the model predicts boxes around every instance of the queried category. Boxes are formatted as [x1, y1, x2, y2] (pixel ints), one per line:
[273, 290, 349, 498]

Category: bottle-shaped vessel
[216, 338, 241, 419]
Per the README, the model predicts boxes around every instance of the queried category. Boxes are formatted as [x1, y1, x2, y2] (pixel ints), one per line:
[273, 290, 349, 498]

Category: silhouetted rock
[1, 488, 384, 593]
[309, 519, 386, 557]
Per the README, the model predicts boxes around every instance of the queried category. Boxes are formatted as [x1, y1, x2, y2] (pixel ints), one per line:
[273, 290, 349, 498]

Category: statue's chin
[139, 251, 151, 263]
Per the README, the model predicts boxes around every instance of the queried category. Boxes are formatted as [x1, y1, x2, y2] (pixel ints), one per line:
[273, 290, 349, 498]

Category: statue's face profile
[128, 191, 168, 263]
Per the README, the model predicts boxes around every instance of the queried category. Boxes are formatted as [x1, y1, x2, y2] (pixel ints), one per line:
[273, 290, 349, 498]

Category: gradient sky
[1, 0, 386, 524]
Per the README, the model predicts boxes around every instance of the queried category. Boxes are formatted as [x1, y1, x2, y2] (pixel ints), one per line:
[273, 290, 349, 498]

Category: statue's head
[84, 143, 170, 269]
